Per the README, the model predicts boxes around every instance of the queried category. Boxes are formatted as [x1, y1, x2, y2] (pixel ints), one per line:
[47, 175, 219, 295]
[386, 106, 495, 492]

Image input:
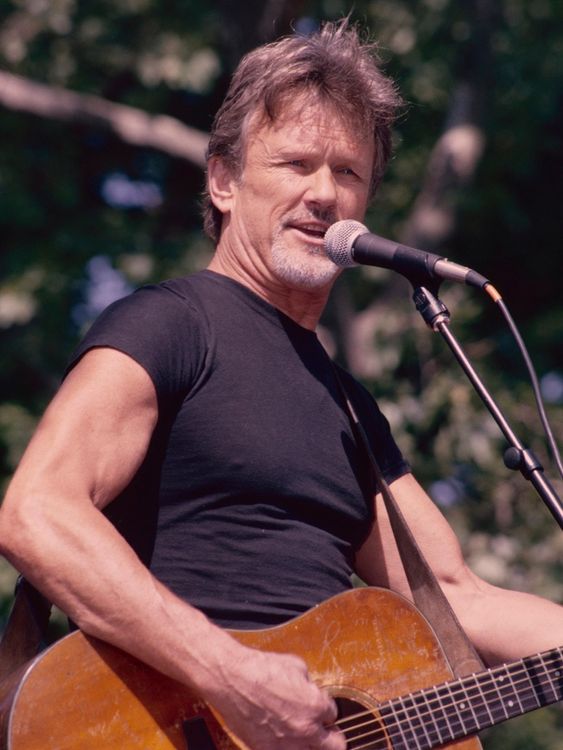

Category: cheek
[340, 188, 369, 218]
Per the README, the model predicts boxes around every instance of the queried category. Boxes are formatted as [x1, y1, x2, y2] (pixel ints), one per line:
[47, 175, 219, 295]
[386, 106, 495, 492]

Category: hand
[207, 644, 346, 749]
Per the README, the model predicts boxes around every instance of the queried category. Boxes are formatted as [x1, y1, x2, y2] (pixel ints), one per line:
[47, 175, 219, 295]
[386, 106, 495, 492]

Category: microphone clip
[412, 285, 450, 330]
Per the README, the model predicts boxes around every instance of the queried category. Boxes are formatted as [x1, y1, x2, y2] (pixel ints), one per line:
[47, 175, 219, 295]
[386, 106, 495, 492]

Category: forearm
[443, 571, 563, 665]
[357, 474, 563, 667]
[0, 489, 344, 750]
[0, 486, 241, 701]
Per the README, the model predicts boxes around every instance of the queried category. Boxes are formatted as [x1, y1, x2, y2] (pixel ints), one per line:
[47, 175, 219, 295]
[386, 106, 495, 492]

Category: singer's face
[213, 95, 374, 293]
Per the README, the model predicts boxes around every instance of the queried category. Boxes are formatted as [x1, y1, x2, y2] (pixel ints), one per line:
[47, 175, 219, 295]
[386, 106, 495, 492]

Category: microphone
[325, 220, 489, 289]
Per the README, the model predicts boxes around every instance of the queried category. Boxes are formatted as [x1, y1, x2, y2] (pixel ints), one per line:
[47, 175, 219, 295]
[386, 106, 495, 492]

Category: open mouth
[289, 223, 328, 242]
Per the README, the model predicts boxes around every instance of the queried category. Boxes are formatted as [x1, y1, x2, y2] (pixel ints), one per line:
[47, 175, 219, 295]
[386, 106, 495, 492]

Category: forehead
[244, 94, 373, 163]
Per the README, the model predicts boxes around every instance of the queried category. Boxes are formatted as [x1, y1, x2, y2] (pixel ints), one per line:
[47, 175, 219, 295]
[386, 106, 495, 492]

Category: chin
[273, 261, 339, 291]
[271, 240, 340, 290]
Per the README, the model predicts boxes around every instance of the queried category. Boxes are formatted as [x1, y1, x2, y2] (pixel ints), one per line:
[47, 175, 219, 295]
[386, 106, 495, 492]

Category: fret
[411, 687, 444, 748]
[434, 682, 466, 738]
[421, 685, 459, 746]
[446, 680, 471, 733]
[432, 682, 458, 741]
[463, 673, 496, 730]
[393, 695, 425, 749]
[520, 652, 563, 707]
[542, 648, 563, 701]
[544, 649, 563, 699]
[536, 652, 560, 701]
[412, 690, 440, 747]
[504, 659, 540, 715]
[379, 698, 412, 750]
[493, 666, 525, 719]
[379, 691, 452, 750]
[396, 692, 433, 749]
[477, 667, 511, 725]
[420, 686, 458, 747]
[450, 679, 480, 736]
[532, 650, 563, 703]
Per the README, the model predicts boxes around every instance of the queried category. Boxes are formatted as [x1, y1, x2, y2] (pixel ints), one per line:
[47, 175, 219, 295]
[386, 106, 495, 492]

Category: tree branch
[338, 0, 494, 379]
[400, 83, 486, 251]
[0, 71, 209, 169]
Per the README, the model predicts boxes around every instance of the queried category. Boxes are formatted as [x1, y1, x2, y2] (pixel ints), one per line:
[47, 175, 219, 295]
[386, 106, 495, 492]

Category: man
[0, 20, 561, 750]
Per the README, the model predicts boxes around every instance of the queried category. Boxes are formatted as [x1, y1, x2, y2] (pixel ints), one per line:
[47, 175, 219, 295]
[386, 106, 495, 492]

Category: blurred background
[0, 0, 562, 745]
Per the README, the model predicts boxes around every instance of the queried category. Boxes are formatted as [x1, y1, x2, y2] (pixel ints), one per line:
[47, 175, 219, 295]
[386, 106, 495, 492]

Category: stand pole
[412, 285, 563, 530]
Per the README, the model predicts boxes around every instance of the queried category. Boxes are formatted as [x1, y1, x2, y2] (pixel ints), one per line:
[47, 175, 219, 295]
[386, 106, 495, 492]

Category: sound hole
[335, 696, 388, 750]
[181, 698, 386, 750]
[182, 715, 217, 749]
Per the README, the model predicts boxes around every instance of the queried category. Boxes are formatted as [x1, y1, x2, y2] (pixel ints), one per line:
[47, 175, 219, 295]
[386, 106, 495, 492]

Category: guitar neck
[374, 646, 563, 749]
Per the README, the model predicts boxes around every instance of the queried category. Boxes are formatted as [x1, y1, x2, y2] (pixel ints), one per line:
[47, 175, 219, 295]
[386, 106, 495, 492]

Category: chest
[159, 319, 373, 543]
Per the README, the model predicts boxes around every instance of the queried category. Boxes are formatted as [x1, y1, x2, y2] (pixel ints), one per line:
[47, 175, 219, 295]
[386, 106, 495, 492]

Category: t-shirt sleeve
[65, 284, 207, 407]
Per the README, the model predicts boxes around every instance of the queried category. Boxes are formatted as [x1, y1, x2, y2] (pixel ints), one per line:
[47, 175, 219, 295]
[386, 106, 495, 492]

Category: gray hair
[203, 19, 403, 241]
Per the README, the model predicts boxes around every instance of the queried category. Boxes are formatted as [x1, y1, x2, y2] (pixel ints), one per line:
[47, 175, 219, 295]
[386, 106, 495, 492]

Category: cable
[484, 283, 563, 481]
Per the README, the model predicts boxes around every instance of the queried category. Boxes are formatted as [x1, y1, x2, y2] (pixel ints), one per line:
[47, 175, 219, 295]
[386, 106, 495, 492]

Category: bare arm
[0, 348, 343, 750]
[354, 472, 563, 665]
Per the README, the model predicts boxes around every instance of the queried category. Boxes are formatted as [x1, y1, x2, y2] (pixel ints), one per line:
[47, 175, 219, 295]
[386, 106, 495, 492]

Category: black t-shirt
[68, 271, 410, 628]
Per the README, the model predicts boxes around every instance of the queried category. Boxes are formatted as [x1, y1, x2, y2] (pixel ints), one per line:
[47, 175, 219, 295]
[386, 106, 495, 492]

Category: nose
[304, 165, 337, 211]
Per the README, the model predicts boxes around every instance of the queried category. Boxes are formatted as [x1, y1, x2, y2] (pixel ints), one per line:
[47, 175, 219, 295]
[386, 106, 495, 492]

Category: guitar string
[336, 666, 549, 750]
[330, 652, 562, 750]
[333, 663, 561, 747]
[332, 648, 563, 729]
[333, 665, 561, 750]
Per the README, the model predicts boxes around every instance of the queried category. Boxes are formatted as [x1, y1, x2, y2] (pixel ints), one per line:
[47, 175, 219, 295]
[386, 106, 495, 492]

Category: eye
[336, 166, 359, 178]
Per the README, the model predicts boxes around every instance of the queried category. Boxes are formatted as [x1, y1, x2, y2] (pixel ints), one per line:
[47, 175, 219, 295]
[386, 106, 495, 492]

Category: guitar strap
[0, 575, 52, 682]
[332, 364, 485, 678]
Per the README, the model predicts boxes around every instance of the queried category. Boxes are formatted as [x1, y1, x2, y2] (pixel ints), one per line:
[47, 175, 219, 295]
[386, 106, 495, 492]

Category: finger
[320, 725, 347, 750]
[320, 694, 338, 725]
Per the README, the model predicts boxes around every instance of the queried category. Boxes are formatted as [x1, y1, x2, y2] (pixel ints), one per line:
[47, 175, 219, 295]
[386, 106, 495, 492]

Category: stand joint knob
[503, 446, 542, 478]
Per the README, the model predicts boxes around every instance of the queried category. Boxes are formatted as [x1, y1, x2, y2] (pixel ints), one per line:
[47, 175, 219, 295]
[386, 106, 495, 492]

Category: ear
[207, 156, 237, 214]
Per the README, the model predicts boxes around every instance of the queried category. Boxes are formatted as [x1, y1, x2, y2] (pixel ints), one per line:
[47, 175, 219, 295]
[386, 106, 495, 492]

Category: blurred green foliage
[0, 1, 561, 745]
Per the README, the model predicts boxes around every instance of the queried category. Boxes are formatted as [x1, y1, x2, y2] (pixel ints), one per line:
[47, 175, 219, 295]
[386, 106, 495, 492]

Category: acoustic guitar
[0, 587, 561, 749]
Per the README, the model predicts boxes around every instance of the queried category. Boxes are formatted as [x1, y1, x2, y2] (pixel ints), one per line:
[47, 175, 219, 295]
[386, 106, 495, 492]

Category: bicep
[11, 347, 159, 511]
[354, 473, 467, 596]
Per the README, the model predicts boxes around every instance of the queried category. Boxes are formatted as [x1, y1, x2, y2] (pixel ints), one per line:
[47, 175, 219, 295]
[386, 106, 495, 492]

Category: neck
[207, 246, 334, 331]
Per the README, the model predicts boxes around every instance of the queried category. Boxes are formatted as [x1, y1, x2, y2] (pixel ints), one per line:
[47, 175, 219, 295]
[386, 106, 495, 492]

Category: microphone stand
[410, 283, 563, 530]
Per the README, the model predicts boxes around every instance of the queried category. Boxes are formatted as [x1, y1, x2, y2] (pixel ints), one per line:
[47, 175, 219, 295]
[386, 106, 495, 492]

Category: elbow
[0, 488, 24, 561]
[439, 563, 492, 620]
[0, 483, 50, 571]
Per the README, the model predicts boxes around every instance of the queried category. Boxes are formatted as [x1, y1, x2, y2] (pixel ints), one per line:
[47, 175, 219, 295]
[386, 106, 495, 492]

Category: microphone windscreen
[324, 220, 369, 267]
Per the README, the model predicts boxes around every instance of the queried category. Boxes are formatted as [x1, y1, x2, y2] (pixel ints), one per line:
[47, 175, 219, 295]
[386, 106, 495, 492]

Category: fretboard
[377, 646, 563, 750]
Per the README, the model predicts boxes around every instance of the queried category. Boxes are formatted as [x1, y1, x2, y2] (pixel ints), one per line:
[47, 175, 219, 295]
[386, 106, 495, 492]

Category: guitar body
[0, 587, 481, 749]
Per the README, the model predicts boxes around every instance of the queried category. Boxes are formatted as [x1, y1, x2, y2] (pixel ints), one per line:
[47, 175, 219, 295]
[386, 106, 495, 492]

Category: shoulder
[66, 273, 217, 404]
